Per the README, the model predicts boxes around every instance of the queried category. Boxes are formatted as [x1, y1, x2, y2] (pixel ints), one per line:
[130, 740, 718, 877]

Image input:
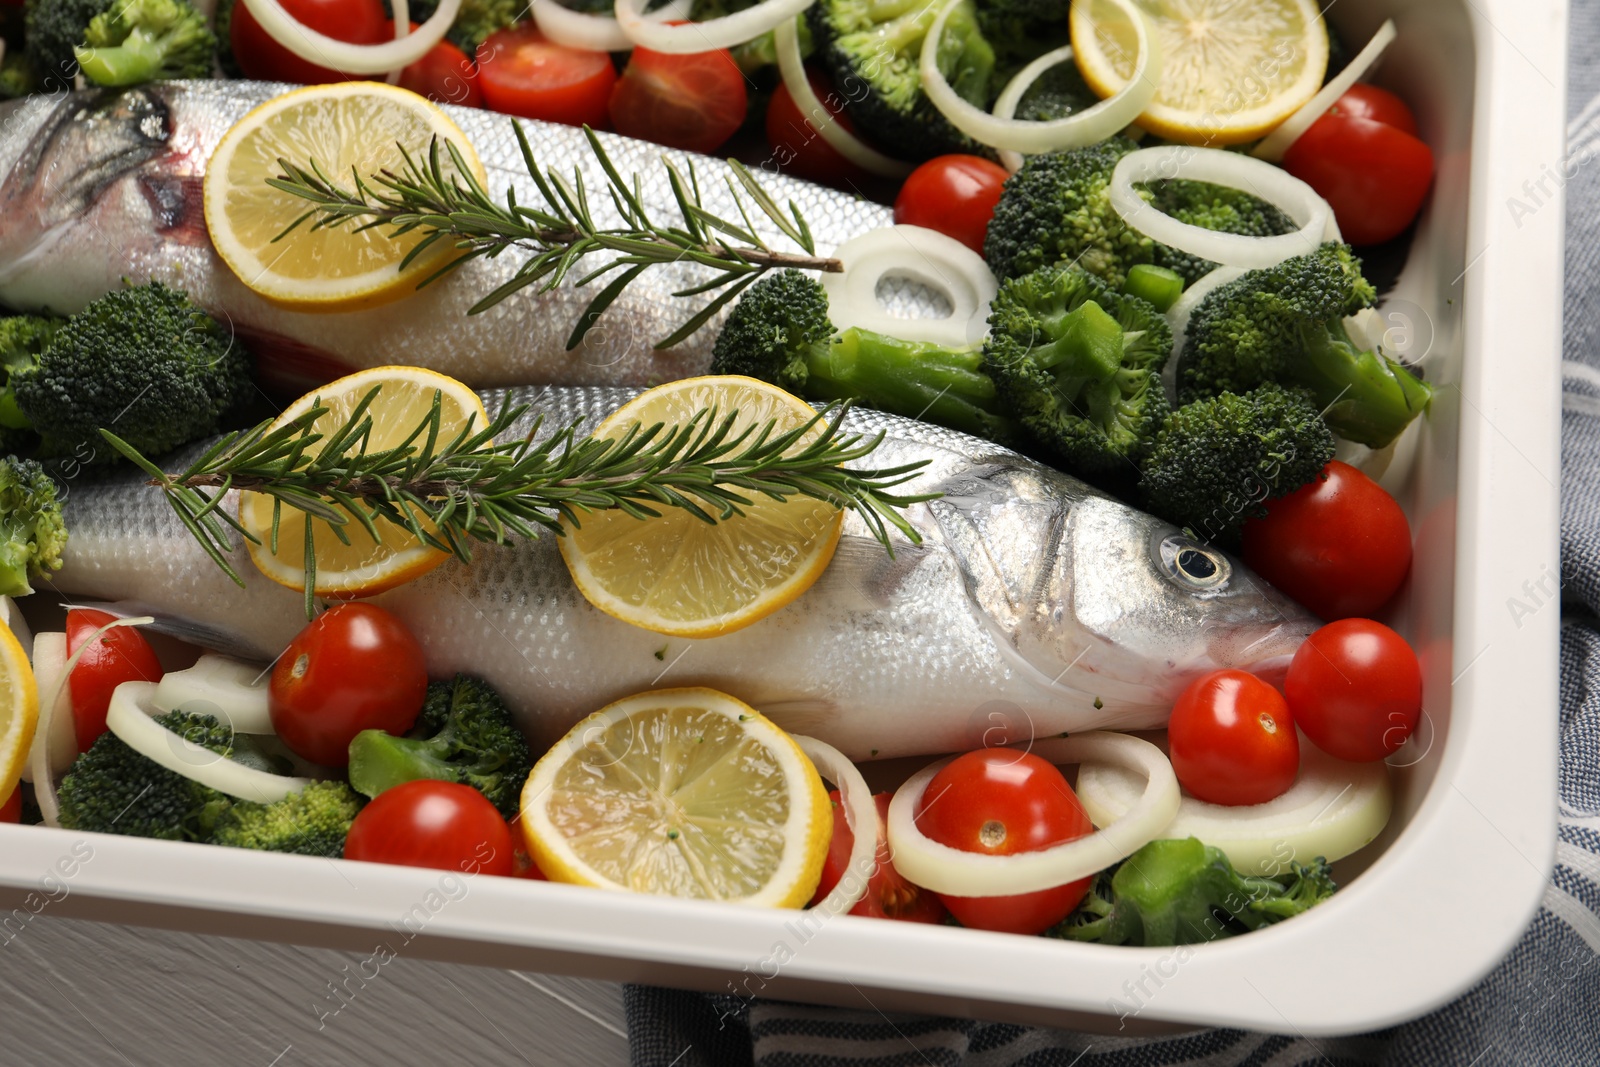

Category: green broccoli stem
[347, 730, 459, 799]
[806, 327, 1018, 442]
[75, 30, 165, 86]
[1291, 319, 1433, 449]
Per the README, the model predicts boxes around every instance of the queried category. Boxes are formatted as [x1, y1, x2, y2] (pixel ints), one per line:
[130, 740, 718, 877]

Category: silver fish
[0, 82, 895, 392]
[49, 387, 1317, 761]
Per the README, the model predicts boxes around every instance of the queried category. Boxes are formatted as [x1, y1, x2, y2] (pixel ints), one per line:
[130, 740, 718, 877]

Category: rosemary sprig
[99, 388, 935, 618]
[267, 125, 841, 350]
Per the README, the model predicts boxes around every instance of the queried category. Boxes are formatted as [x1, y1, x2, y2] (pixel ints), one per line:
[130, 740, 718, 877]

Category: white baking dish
[0, 0, 1565, 1035]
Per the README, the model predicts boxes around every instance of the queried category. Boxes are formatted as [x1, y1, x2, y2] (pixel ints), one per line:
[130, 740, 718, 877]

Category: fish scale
[50, 386, 1317, 761]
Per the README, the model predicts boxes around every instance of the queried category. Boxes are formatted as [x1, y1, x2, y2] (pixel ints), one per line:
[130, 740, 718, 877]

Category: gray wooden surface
[0, 916, 630, 1066]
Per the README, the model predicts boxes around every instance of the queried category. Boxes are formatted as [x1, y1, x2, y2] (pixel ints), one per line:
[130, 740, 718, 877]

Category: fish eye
[1156, 535, 1231, 593]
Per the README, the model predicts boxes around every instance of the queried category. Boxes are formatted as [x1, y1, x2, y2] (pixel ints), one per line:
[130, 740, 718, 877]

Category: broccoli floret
[1054, 837, 1338, 946]
[983, 142, 1302, 288]
[1179, 243, 1433, 448]
[808, 0, 994, 161]
[12, 282, 252, 463]
[1139, 384, 1335, 544]
[0, 316, 62, 454]
[0, 53, 40, 100]
[213, 781, 365, 857]
[73, 0, 214, 86]
[0, 456, 66, 597]
[348, 675, 530, 819]
[58, 712, 236, 841]
[981, 263, 1171, 476]
[710, 269, 1017, 442]
[24, 0, 110, 89]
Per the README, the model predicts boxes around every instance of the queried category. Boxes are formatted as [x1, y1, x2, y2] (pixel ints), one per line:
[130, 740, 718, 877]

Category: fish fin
[62, 599, 279, 662]
[821, 536, 931, 609]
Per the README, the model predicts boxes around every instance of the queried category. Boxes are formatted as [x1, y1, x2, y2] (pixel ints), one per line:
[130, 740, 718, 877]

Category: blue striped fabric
[625, 4, 1600, 1062]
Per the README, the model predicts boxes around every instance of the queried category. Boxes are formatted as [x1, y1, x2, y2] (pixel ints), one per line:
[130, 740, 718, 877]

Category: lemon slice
[0, 624, 37, 809]
[204, 82, 487, 311]
[238, 366, 489, 597]
[558, 376, 844, 638]
[521, 688, 832, 907]
[1071, 0, 1328, 145]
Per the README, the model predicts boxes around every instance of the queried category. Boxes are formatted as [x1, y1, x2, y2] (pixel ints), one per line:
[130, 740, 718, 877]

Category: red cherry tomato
[1168, 670, 1299, 806]
[765, 68, 867, 187]
[269, 603, 427, 767]
[476, 24, 617, 128]
[893, 155, 1010, 256]
[1242, 460, 1412, 621]
[345, 780, 515, 874]
[914, 749, 1093, 935]
[394, 22, 484, 108]
[811, 791, 947, 923]
[509, 825, 547, 880]
[1285, 619, 1422, 762]
[1282, 86, 1434, 245]
[66, 609, 165, 754]
[231, 0, 391, 85]
[1, 786, 20, 823]
[609, 45, 747, 155]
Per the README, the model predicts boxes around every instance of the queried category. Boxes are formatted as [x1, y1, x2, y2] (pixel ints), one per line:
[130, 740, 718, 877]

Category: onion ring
[774, 17, 912, 178]
[534, 0, 691, 54]
[238, 0, 460, 74]
[885, 732, 1179, 897]
[991, 43, 1075, 173]
[920, 0, 1161, 154]
[1253, 20, 1399, 163]
[819, 224, 997, 348]
[794, 735, 876, 915]
[615, 0, 813, 54]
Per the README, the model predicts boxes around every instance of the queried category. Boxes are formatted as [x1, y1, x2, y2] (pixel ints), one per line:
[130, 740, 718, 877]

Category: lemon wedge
[0, 623, 37, 809]
[238, 366, 488, 597]
[521, 688, 832, 908]
[204, 82, 486, 311]
[558, 376, 844, 638]
[1071, 0, 1328, 145]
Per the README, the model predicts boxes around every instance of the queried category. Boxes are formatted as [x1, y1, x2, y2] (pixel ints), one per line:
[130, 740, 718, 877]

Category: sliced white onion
[31, 617, 154, 828]
[1160, 265, 1243, 404]
[794, 735, 876, 916]
[820, 225, 997, 348]
[107, 681, 312, 804]
[385, 0, 410, 85]
[1078, 741, 1392, 875]
[991, 44, 1075, 173]
[0, 597, 31, 659]
[920, 0, 1160, 154]
[153, 655, 274, 737]
[239, 0, 460, 74]
[1252, 20, 1399, 163]
[885, 733, 1179, 897]
[534, 0, 691, 53]
[1110, 147, 1334, 269]
[19, 632, 70, 785]
[615, 0, 810, 53]
[774, 18, 912, 179]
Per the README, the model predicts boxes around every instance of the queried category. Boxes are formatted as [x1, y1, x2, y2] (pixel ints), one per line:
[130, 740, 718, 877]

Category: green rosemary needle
[266, 125, 842, 350]
[99, 387, 936, 618]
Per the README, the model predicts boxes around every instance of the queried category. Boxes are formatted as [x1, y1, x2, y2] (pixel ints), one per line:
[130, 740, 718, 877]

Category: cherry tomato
[1285, 619, 1422, 762]
[1282, 86, 1434, 246]
[1, 786, 19, 823]
[477, 24, 617, 128]
[914, 750, 1093, 935]
[394, 22, 484, 108]
[1242, 460, 1412, 621]
[609, 45, 747, 155]
[509, 824, 547, 880]
[893, 155, 1010, 256]
[1168, 670, 1299, 806]
[66, 608, 165, 754]
[345, 780, 515, 874]
[231, 0, 391, 85]
[765, 68, 867, 187]
[269, 603, 427, 767]
[811, 791, 947, 923]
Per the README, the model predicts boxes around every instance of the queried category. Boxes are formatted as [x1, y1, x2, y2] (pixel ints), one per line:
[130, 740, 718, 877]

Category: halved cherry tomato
[231, 0, 391, 85]
[894, 155, 1010, 256]
[269, 603, 427, 767]
[609, 45, 747, 155]
[1, 786, 20, 823]
[1285, 619, 1422, 762]
[477, 24, 617, 128]
[66, 609, 165, 754]
[345, 780, 515, 874]
[811, 791, 947, 923]
[1168, 669, 1299, 806]
[765, 68, 866, 187]
[1282, 85, 1434, 245]
[914, 749, 1093, 935]
[1242, 460, 1412, 621]
[395, 22, 484, 108]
